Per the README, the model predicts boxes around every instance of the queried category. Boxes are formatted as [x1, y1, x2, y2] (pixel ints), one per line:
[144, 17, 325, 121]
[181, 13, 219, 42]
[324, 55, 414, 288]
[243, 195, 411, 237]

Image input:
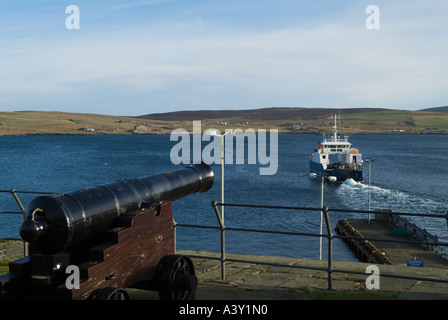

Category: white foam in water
[336, 179, 447, 240]
[341, 179, 444, 211]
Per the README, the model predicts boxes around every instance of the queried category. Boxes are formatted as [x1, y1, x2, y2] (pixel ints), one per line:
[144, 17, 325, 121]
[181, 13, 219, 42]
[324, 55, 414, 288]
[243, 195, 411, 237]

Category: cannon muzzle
[20, 163, 214, 254]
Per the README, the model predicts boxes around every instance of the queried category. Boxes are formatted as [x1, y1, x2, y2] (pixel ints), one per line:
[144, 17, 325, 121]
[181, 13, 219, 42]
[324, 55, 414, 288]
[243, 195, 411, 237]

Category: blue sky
[0, 0, 447, 116]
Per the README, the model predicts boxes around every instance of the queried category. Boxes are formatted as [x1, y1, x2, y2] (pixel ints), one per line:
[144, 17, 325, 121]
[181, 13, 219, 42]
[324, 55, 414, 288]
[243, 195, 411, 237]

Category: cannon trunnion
[0, 164, 214, 300]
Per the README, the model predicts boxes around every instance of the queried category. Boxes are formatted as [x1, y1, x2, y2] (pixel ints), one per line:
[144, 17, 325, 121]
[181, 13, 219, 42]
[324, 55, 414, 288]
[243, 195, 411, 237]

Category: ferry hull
[309, 161, 363, 182]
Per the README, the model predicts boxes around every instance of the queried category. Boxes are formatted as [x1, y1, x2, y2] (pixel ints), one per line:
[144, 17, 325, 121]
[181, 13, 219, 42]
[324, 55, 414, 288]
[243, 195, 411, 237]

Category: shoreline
[2, 109, 448, 137]
[1, 131, 447, 137]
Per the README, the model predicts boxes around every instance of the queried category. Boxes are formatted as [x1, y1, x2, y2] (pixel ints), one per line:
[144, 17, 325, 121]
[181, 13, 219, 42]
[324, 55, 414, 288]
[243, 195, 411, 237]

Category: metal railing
[0, 189, 54, 215]
[2, 189, 448, 292]
[0, 189, 54, 256]
[175, 201, 448, 291]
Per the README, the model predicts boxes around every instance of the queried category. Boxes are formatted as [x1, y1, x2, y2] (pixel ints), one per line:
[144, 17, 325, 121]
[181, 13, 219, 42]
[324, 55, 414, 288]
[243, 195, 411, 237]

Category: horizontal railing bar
[175, 223, 448, 250]
[215, 202, 448, 219]
[175, 223, 219, 230]
[0, 190, 54, 194]
[215, 202, 322, 212]
[226, 226, 324, 238]
[177, 222, 448, 248]
[177, 223, 325, 238]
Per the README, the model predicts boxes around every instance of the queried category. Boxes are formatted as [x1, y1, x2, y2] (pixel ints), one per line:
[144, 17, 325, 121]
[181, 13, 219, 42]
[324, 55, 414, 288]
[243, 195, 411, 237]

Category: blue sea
[1, 134, 447, 262]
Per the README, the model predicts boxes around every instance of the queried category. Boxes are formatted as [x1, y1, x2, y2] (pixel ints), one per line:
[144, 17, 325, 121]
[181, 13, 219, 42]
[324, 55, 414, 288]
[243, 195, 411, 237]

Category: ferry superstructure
[309, 115, 364, 182]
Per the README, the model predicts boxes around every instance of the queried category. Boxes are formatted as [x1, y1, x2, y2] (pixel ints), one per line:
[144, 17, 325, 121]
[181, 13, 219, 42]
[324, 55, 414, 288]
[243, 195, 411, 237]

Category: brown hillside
[137, 107, 386, 121]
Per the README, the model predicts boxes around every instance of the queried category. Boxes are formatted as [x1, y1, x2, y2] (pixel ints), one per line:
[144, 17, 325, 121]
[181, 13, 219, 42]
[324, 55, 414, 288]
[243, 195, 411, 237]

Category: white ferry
[309, 115, 364, 182]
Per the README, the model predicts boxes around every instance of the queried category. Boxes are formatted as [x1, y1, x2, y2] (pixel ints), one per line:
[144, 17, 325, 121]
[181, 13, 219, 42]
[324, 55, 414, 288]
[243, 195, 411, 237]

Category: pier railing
[2, 189, 448, 292]
[176, 201, 448, 291]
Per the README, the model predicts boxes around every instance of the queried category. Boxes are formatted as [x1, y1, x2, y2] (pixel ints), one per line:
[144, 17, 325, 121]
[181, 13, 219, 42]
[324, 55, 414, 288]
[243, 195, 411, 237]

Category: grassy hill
[140, 107, 385, 121]
[138, 107, 448, 134]
[0, 111, 177, 136]
[1, 107, 447, 136]
[419, 106, 448, 112]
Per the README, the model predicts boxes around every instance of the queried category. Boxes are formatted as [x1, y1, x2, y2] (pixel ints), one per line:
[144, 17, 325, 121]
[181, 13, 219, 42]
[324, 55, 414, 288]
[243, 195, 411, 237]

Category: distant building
[133, 124, 150, 134]
[291, 122, 304, 130]
[77, 127, 95, 132]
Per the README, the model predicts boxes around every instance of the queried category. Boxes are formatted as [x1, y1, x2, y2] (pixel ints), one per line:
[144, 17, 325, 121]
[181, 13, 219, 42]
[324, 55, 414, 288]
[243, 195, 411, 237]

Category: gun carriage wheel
[158, 254, 197, 300]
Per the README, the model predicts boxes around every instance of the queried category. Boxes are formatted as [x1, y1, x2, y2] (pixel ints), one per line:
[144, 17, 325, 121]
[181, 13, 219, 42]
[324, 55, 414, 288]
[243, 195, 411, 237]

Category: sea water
[0, 134, 447, 261]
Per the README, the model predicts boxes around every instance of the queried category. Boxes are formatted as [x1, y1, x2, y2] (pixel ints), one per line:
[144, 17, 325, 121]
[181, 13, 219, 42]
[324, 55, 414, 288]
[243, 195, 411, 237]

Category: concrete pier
[336, 219, 448, 268]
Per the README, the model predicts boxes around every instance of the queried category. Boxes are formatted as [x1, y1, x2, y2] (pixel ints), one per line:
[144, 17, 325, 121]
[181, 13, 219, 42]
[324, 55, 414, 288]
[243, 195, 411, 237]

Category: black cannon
[0, 163, 214, 300]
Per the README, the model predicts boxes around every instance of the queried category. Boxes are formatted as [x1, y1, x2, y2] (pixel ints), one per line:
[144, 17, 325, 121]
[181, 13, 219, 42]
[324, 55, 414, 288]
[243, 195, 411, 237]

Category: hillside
[420, 106, 448, 113]
[1, 107, 447, 136]
[138, 107, 448, 134]
[0, 111, 177, 136]
[139, 107, 385, 121]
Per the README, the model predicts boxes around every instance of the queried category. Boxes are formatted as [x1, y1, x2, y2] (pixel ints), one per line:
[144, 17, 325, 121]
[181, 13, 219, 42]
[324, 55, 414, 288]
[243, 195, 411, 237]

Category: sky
[0, 0, 447, 116]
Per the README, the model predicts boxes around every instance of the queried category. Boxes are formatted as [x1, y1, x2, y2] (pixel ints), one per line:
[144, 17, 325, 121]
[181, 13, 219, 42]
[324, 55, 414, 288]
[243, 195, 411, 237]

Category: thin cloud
[0, 1, 447, 114]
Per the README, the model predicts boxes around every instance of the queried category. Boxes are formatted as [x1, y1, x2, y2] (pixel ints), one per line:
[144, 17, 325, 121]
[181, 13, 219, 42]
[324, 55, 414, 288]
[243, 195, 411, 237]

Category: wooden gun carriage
[0, 163, 214, 300]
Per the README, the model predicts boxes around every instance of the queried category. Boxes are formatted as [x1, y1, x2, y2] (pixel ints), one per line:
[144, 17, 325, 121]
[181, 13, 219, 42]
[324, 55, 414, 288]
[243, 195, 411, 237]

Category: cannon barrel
[20, 163, 214, 254]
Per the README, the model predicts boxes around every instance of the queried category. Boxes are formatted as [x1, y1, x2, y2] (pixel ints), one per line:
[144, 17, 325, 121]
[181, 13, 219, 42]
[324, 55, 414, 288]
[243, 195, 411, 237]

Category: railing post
[172, 218, 177, 253]
[10, 189, 25, 213]
[212, 201, 226, 280]
[322, 206, 333, 290]
[10, 189, 28, 257]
